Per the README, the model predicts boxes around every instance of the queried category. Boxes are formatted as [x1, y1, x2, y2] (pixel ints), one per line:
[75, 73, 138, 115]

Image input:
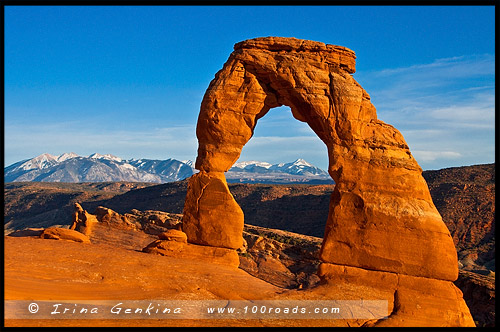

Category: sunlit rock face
[181, 36, 474, 326]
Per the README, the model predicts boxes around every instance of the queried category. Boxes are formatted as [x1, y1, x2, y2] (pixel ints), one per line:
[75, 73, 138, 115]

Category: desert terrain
[4, 163, 495, 327]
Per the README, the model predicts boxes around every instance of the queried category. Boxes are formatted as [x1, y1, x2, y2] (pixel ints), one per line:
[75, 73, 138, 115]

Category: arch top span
[183, 37, 459, 283]
[233, 36, 357, 74]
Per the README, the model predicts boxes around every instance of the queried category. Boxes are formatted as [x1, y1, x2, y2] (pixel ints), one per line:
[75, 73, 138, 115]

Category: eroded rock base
[182, 171, 244, 249]
[317, 263, 475, 327]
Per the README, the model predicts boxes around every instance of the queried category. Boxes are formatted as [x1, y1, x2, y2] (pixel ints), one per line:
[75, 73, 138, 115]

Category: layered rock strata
[181, 36, 473, 326]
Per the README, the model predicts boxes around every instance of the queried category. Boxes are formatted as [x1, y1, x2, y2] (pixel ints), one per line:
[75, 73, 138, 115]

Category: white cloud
[354, 54, 495, 170]
[412, 150, 462, 162]
[367, 54, 494, 80]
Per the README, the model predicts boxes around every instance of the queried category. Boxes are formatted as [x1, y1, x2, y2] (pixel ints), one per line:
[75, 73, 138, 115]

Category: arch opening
[225, 104, 332, 238]
[234, 105, 330, 174]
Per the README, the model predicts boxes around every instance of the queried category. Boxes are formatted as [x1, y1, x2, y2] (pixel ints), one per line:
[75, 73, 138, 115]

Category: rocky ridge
[423, 163, 495, 275]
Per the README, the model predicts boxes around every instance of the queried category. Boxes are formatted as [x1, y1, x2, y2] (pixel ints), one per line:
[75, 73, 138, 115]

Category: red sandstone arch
[182, 37, 458, 281]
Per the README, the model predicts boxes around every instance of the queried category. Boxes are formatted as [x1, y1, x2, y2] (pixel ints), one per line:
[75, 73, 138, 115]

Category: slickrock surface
[39, 202, 493, 326]
[4, 236, 281, 327]
[5, 205, 477, 326]
[181, 36, 472, 326]
[4, 235, 473, 327]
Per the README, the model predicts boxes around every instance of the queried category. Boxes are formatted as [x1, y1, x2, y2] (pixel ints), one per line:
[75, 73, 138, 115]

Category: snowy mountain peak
[5, 153, 195, 183]
[181, 160, 194, 167]
[225, 158, 332, 184]
[233, 160, 273, 169]
[88, 153, 122, 162]
[18, 153, 58, 171]
[56, 152, 79, 162]
[34, 153, 57, 161]
[292, 158, 313, 167]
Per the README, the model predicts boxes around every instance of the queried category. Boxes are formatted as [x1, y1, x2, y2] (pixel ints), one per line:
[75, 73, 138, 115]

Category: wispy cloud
[371, 55, 494, 79]
[412, 150, 462, 163]
[354, 54, 495, 169]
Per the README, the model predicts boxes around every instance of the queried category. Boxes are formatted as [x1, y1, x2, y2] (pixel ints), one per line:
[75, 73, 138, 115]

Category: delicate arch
[182, 37, 458, 281]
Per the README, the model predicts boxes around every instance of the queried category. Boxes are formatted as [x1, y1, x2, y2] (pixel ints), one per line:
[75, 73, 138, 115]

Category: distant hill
[422, 163, 495, 273]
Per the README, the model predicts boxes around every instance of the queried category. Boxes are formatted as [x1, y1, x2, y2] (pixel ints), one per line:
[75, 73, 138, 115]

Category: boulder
[40, 227, 90, 243]
[158, 229, 188, 243]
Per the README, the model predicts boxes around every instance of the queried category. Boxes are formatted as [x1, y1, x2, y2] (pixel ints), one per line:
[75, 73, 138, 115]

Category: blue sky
[4, 5, 495, 171]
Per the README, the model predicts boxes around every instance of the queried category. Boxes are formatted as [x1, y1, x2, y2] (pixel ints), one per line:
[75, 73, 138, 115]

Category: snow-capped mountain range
[4, 153, 333, 184]
[227, 158, 332, 184]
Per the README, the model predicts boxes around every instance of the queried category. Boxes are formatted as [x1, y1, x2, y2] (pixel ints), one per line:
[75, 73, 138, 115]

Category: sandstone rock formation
[69, 203, 98, 236]
[40, 227, 90, 243]
[124, 209, 183, 234]
[158, 229, 188, 242]
[7, 228, 44, 237]
[182, 171, 244, 249]
[181, 36, 473, 326]
[143, 239, 240, 268]
[143, 226, 239, 267]
[94, 206, 134, 227]
[316, 263, 474, 327]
